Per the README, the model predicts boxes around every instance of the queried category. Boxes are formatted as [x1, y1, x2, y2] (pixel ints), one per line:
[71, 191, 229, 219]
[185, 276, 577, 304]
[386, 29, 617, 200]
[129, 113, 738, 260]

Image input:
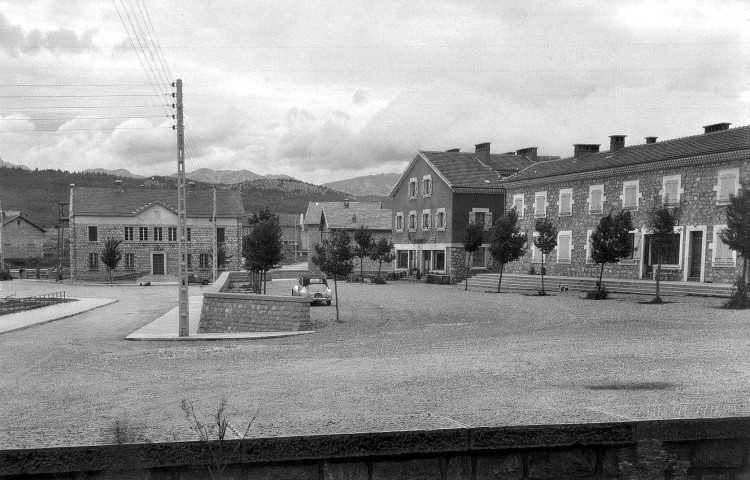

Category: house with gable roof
[303, 199, 393, 274]
[1, 210, 46, 260]
[389, 143, 543, 282]
[501, 122, 750, 283]
[69, 181, 245, 281]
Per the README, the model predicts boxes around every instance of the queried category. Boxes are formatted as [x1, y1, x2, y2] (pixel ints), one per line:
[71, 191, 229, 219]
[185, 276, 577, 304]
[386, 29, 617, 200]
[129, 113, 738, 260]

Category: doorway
[688, 231, 703, 281]
[152, 253, 165, 275]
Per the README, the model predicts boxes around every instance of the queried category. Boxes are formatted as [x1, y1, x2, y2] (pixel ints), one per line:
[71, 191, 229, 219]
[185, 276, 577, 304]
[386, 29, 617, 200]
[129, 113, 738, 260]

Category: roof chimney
[573, 144, 600, 158]
[645, 136, 658, 144]
[609, 135, 626, 152]
[703, 122, 731, 134]
[445, 148, 460, 153]
[344, 198, 350, 208]
[475, 142, 491, 163]
[516, 147, 538, 162]
[114, 179, 124, 192]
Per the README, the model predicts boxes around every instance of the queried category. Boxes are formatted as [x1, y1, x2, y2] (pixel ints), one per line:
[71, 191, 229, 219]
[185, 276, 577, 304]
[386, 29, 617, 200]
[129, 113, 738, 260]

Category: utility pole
[175, 79, 189, 337]
[212, 187, 217, 283]
[0, 200, 4, 271]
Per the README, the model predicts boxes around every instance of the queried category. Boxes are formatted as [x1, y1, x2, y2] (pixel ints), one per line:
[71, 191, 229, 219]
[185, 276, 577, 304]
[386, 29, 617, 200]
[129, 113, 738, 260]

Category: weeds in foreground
[181, 398, 258, 480]
[724, 276, 750, 309]
[619, 439, 689, 480]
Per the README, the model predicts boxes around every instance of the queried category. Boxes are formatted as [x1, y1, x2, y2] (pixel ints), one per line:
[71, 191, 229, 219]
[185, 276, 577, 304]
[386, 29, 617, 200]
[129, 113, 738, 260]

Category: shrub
[384, 272, 401, 281]
[537, 289, 548, 296]
[372, 276, 387, 285]
[724, 276, 750, 309]
[0, 270, 12, 281]
[586, 287, 609, 300]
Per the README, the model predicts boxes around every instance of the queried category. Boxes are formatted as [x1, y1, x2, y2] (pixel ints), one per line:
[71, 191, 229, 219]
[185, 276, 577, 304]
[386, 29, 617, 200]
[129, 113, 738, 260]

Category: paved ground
[0, 278, 748, 449]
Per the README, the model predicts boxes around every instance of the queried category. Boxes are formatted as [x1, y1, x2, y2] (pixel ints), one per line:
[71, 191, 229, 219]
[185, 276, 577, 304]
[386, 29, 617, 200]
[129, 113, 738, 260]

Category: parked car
[292, 276, 332, 305]
[188, 272, 210, 285]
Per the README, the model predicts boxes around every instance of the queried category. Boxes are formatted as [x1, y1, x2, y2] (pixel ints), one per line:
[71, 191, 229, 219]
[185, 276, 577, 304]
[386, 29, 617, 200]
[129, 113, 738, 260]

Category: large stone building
[389, 144, 542, 281]
[1, 210, 46, 260]
[304, 200, 393, 274]
[501, 123, 749, 283]
[69, 182, 245, 281]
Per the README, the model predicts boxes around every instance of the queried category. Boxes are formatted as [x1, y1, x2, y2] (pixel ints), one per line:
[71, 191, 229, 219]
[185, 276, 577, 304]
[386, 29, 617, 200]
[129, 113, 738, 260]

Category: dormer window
[422, 175, 432, 197]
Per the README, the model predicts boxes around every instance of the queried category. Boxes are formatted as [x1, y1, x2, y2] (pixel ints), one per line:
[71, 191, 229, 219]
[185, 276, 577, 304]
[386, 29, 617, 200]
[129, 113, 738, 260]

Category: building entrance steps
[466, 272, 733, 297]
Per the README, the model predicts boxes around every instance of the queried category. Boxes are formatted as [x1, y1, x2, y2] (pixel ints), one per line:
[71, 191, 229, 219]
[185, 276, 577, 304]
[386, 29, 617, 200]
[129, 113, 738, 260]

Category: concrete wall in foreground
[2, 418, 749, 479]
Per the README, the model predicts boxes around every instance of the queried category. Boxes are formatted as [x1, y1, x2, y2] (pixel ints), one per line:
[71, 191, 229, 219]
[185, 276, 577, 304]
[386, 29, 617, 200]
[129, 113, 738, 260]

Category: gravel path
[1, 279, 748, 448]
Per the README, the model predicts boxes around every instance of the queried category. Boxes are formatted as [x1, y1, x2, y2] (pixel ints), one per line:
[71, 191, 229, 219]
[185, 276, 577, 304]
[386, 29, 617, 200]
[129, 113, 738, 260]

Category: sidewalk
[125, 295, 314, 341]
[0, 298, 118, 336]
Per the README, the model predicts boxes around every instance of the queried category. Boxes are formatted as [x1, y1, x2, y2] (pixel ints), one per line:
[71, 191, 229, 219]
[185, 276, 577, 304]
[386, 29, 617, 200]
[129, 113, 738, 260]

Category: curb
[0, 299, 119, 336]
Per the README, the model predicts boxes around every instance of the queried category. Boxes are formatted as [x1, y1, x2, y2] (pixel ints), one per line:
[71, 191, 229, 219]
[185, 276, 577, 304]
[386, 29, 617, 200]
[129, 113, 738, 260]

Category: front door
[689, 231, 703, 280]
[423, 251, 432, 274]
[152, 253, 165, 275]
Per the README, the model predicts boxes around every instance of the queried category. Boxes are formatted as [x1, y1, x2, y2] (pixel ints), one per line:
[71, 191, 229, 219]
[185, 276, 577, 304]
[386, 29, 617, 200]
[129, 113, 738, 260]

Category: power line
[0, 126, 173, 132]
[0, 94, 164, 98]
[0, 115, 171, 121]
[0, 105, 168, 110]
[0, 83, 156, 87]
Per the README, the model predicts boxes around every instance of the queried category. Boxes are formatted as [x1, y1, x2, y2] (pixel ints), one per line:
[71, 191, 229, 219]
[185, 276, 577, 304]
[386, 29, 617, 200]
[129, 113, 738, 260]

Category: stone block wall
[198, 292, 312, 332]
[502, 157, 748, 283]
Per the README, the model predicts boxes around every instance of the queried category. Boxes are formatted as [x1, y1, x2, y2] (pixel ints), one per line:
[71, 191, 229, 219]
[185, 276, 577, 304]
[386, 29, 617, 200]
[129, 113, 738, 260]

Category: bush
[724, 276, 750, 309]
[0, 270, 12, 281]
[536, 289, 548, 296]
[585, 283, 608, 300]
[384, 272, 402, 281]
[372, 276, 387, 285]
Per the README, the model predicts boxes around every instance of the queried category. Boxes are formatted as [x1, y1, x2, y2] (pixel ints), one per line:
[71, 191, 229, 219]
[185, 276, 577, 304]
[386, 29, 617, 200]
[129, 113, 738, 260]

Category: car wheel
[202, 279, 209, 285]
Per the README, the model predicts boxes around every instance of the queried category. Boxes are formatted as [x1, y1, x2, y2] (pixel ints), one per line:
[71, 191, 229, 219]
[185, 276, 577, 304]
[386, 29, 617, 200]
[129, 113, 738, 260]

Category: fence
[0, 292, 67, 316]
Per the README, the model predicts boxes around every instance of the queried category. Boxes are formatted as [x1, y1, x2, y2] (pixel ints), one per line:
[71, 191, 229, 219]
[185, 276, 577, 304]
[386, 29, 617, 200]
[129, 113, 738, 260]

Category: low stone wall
[197, 271, 312, 332]
[2, 417, 749, 479]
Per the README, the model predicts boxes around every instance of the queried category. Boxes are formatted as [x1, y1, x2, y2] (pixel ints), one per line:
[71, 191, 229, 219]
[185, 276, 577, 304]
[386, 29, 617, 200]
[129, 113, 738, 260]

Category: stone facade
[1, 213, 46, 260]
[198, 292, 311, 333]
[502, 156, 749, 284]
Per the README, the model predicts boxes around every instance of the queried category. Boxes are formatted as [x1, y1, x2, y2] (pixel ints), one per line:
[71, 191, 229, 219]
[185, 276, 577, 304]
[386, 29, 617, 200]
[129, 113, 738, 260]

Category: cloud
[0, 13, 96, 56]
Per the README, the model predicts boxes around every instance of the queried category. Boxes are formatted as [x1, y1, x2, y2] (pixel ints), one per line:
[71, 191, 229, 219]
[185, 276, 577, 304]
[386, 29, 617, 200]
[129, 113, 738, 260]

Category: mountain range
[0, 157, 29, 170]
[322, 172, 401, 197]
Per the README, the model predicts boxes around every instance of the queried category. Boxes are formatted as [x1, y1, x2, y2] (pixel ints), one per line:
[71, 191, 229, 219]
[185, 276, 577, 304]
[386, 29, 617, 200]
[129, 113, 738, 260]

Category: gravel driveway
[1, 278, 748, 448]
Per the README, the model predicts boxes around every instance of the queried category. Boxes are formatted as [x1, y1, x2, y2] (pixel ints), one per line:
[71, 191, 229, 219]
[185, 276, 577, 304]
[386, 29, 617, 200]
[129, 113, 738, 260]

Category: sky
[0, 0, 749, 184]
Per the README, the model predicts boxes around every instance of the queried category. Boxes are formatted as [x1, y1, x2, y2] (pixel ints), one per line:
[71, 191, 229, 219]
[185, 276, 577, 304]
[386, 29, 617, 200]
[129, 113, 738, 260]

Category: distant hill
[322, 173, 401, 196]
[0, 158, 30, 170]
[0, 166, 389, 227]
[173, 168, 299, 185]
[83, 168, 144, 178]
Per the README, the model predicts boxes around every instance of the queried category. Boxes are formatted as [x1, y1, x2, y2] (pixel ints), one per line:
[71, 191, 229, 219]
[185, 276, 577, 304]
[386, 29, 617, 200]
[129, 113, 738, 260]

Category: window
[660, 233, 682, 265]
[436, 208, 446, 230]
[512, 194, 525, 218]
[534, 191, 547, 218]
[472, 247, 486, 268]
[88, 252, 98, 270]
[558, 188, 573, 216]
[531, 233, 543, 263]
[124, 227, 134, 241]
[408, 178, 418, 198]
[168, 227, 177, 242]
[199, 253, 211, 269]
[469, 208, 492, 230]
[661, 175, 682, 206]
[434, 251, 445, 271]
[408, 211, 417, 231]
[187, 228, 192, 242]
[422, 175, 432, 196]
[153, 227, 163, 242]
[397, 251, 408, 269]
[395, 213, 404, 232]
[217, 227, 225, 244]
[139, 227, 148, 241]
[620, 231, 641, 264]
[557, 231, 572, 264]
[585, 229, 595, 264]
[716, 168, 739, 204]
[588, 185, 605, 214]
[621, 180, 641, 210]
[124, 253, 135, 270]
[421, 210, 431, 230]
[711, 225, 736, 267]
[88, 226, 98, 242]
[187, 254, 192, 269]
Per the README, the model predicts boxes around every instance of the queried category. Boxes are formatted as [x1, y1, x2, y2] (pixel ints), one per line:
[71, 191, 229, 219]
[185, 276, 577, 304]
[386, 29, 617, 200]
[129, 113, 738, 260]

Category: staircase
[467, 273, 733, 298]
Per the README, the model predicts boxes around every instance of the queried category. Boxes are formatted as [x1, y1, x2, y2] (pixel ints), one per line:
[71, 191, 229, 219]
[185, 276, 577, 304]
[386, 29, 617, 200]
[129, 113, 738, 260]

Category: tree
[719, 185, 750, 283]
[590, 210, 634, 293]
[242, 217, 284, 294]
[247, 207, 276, 226]
[646, 198, 681, 303]
[488, 208, 527, 292]
[533, 218, 558, 295]
[352, 225, 374, 279]
[311, 229, 354, 323]
[99, 238, 123, 283]
[369, 236, 395, 279]
[463, 222, 485, 291]
[212, 243, 232, 270]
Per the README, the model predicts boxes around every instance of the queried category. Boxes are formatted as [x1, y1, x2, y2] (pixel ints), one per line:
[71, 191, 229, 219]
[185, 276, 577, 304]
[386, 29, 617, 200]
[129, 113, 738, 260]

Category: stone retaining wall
[2, 417, 749, 479]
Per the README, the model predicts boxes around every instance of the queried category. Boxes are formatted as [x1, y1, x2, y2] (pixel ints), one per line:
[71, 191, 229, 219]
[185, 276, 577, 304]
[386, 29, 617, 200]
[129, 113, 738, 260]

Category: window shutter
[514, 198, 523, 212]
[536, 195, 544, 213]
[719, 173, 735, 201]
[665, 180, 679, 204]
[485, 212, 492, 228]
[558, 235, 570, 262]
[591, 190, 602, 211]
[632, 233, 641, 259]
[560, 193, 571, 214]
[624, 185, 636, 207]
[469, 211, 474, 224]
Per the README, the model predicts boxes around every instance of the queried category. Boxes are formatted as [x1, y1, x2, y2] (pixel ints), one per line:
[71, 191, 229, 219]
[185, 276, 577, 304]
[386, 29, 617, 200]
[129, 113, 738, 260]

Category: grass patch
[587, 381, 674, 391]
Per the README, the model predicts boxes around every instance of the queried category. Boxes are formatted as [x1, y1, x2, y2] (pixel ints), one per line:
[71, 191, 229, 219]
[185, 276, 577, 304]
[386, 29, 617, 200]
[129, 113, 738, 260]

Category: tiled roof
[2, 212, 45, 231]
[504, 125, 750, 183]
[323, 205, 392, 231]
[304, 201, 382, 225]
[71, 187, 245, 217]
[419, 151, 534, 189]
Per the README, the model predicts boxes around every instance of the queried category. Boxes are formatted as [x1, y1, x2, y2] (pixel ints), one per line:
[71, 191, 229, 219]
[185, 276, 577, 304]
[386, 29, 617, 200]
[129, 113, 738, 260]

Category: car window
[309, 278, 327, 285]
